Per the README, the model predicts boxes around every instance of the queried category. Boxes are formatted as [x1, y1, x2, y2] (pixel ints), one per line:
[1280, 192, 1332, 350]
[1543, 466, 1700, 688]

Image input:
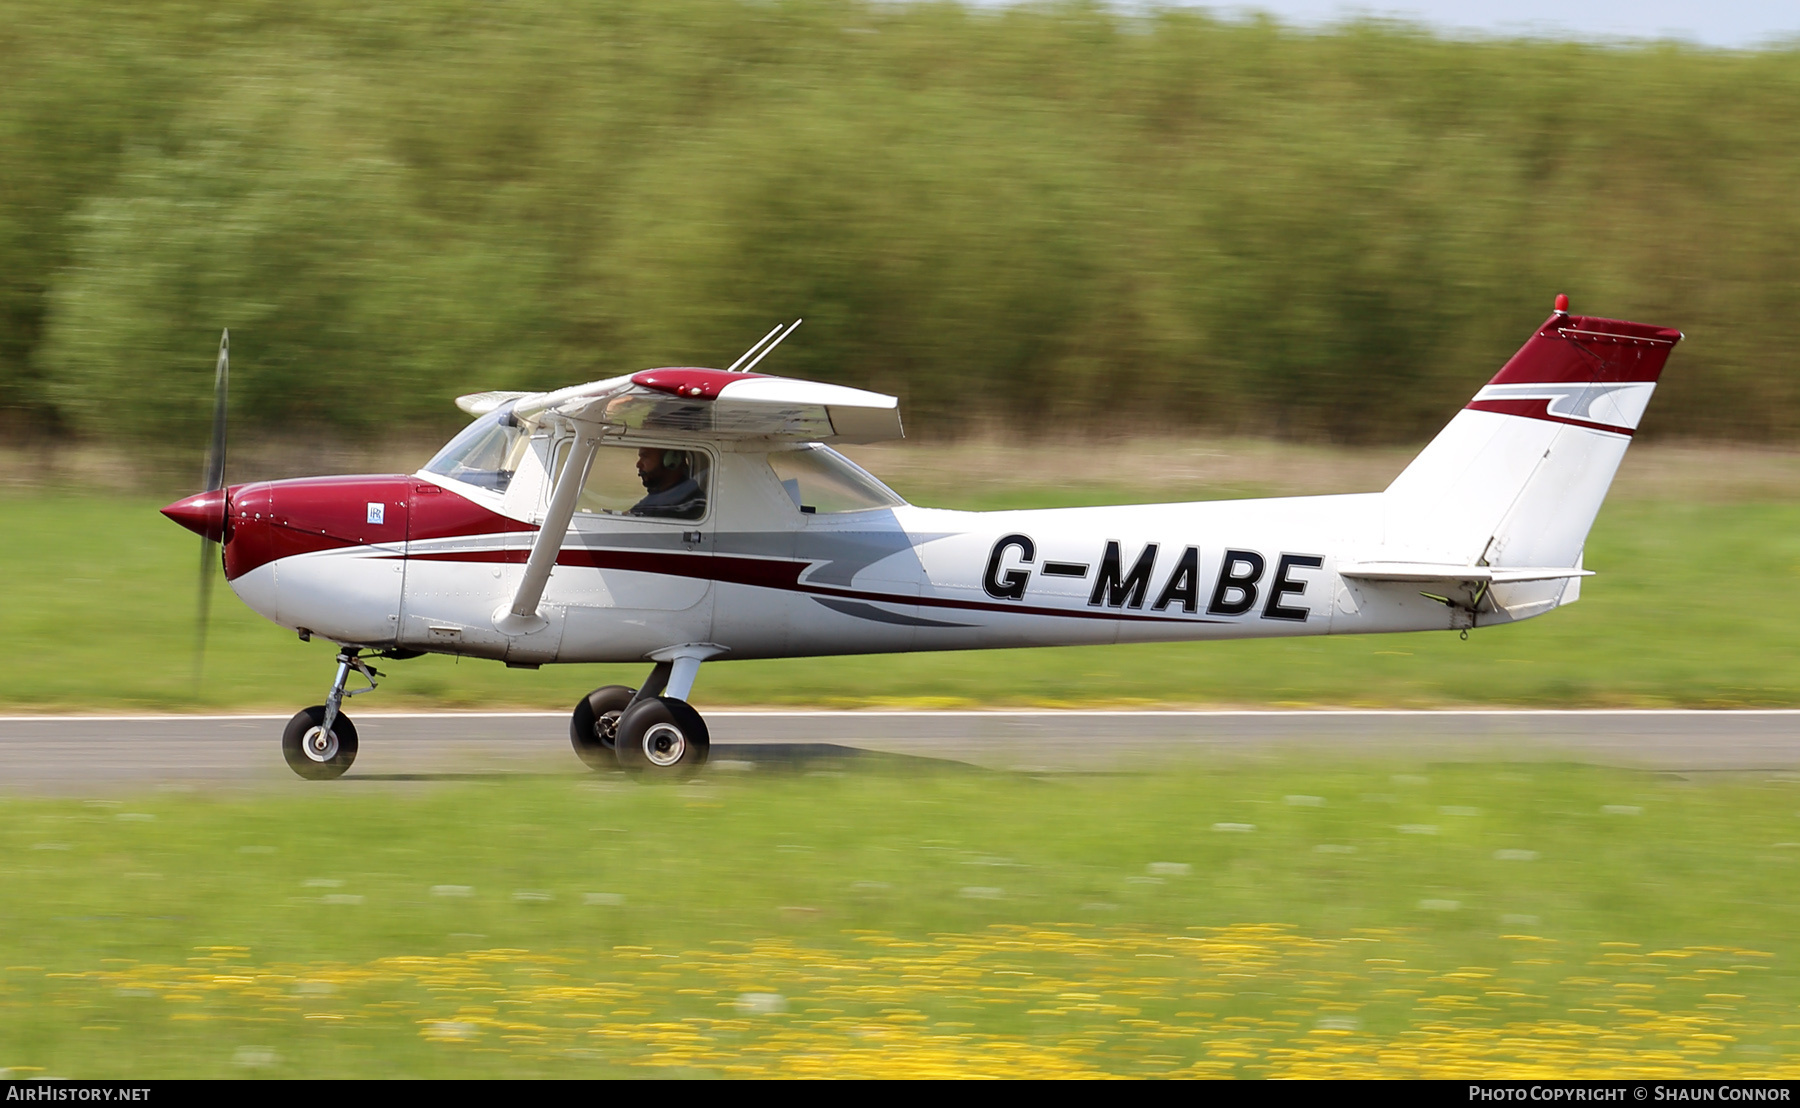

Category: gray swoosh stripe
[1479, 382, 1641, 420]
[812, 597, 974, 629]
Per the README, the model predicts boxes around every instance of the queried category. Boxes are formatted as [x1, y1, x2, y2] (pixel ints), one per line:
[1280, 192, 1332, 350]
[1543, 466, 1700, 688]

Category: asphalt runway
[3, 709, 1800, 792]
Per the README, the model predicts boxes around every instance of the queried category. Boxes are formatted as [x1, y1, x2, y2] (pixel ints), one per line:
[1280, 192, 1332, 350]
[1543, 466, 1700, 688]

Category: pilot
[630, 447, 705, 520]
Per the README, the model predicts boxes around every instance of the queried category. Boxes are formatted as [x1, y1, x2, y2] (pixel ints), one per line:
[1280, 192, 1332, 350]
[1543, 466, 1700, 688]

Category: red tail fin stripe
[1465, 398, 1635, 437]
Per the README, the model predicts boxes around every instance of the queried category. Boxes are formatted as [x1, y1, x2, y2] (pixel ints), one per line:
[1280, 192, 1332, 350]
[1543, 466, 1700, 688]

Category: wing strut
[494, 422, 602, 635]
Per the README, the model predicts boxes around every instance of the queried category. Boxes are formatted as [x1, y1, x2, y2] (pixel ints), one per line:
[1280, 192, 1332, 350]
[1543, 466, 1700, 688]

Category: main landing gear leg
[571, 647, 721, 778]
[283, 649, 380, 781]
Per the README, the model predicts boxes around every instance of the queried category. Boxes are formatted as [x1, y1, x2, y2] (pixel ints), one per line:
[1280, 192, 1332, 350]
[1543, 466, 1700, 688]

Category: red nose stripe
[161, 489, 228, 542]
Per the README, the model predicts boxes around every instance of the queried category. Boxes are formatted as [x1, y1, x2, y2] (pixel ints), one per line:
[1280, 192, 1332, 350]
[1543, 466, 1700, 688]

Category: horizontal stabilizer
[1339, 562, 1593, 585]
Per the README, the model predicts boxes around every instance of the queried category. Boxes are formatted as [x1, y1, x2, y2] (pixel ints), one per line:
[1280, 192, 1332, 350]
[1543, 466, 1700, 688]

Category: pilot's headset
[660, 449, 685, 470]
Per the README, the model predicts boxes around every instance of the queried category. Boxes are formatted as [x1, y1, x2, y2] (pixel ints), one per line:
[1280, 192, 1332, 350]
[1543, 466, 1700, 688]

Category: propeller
[194, 330, 229, 681]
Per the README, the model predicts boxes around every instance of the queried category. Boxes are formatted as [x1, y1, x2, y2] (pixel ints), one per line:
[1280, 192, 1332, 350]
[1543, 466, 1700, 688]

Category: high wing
[460, 367, 903, 445]
[474, 366, 901, 635]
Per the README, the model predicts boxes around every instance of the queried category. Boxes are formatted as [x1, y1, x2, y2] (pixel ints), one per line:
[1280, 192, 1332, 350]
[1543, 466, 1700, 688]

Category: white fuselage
[227, 444, 1557, 668]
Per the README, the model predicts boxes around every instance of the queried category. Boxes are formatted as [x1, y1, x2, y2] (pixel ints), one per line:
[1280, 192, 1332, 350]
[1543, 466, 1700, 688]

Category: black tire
[282, 706, 358, 781]
[570, 684, 636, 771]
[613, 696, 709, 777]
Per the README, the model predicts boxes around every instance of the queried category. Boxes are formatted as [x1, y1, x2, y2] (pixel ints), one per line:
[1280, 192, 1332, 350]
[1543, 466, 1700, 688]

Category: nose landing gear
[282, 649, 381, 780]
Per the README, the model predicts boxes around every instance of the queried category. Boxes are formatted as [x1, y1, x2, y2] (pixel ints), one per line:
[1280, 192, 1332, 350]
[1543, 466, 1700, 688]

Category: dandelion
[51, 923, 1800, 1079]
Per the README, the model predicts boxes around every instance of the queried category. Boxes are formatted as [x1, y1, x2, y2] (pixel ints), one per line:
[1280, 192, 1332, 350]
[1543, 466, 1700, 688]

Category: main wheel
[282, 706, 359, 781]
[570, 684, 636, 771]
[613, 696, 709, 778]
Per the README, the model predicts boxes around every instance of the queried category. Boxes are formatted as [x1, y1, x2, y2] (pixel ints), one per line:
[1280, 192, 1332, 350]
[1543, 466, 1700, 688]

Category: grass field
[4, 763, 1800, 1078]
[3, 440, 1799, 711]
[6, 442, 1800, 1079]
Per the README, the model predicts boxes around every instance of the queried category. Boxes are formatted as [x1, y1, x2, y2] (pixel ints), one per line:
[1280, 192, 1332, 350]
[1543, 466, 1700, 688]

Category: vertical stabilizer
[1383, 298, 1681, 586]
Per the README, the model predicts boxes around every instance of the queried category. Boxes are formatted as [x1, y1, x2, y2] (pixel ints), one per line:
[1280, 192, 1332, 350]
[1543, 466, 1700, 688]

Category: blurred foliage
[4, 0, 1800, 447]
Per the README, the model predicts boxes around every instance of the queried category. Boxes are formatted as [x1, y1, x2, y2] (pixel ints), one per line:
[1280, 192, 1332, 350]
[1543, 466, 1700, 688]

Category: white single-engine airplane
[164, 298, 1680, 779]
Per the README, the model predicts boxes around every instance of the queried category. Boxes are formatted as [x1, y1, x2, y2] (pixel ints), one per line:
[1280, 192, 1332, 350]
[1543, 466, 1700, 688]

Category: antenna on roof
[726, 318, 802, 373]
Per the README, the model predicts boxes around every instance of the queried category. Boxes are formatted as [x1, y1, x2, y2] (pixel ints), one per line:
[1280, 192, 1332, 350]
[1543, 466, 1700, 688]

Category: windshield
[424, 405, 531, 492]
[767, 444, 906, 514]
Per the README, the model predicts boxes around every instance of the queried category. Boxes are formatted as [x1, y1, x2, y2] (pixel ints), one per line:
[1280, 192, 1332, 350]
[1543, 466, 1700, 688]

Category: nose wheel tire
[570, 684, 637, 771]
[282, 706, 359, 780]
[614, 696, 709, 778]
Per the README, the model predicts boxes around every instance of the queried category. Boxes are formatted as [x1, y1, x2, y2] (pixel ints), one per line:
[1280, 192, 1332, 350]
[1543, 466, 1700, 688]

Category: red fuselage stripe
[398, 547, 1225, 625]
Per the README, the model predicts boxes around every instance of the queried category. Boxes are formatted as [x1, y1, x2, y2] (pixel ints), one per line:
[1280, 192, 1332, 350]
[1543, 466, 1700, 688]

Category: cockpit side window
[554, 442, 711, 523]
[424, 405, 531, 492]
[766, 444, 905, 514]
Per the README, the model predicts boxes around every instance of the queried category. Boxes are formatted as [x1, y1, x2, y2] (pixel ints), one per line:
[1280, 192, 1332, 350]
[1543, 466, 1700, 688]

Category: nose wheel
[282, 649, 379, 780]
[283, 706, 359, 780]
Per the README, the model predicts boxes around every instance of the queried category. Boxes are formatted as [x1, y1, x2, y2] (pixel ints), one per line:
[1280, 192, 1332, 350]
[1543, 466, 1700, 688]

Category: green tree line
[3, 0, 1798, 450]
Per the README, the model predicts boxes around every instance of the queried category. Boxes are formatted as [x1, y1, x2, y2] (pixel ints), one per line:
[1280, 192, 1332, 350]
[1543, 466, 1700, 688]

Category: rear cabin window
[554, 442, 710, 522]
[766, 445, 904, 515]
